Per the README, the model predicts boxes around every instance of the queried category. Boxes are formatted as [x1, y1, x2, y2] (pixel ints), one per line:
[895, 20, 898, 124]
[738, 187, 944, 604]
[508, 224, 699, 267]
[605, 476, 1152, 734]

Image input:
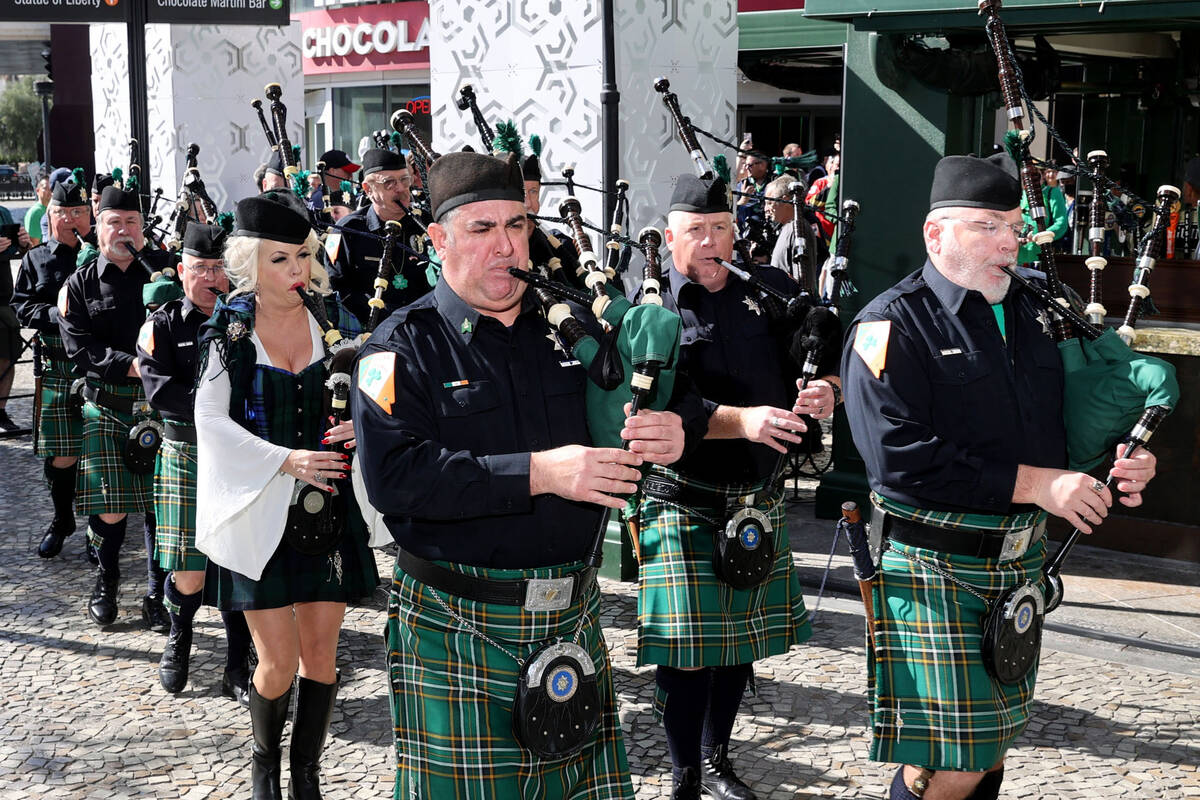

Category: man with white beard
[59, 184, 174, 631]
[841, 153, 1157, 800]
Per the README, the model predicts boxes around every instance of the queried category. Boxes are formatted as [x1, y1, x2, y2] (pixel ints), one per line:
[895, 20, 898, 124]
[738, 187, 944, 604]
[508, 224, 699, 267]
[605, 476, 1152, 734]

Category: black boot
[158, 575, 201, 693]
[142, 594, 171, 634]
[701, 743, 756, 800]
[250, 683, 292, 800]
[672, 767, 702, 800]
[288, 676, 338, 800]
[38, 519, 74, 559]
[159, 624, 193, 693]
[38, 461, 77, 558]
[87, 567, 118, 626]
[222, 667, 251, 707]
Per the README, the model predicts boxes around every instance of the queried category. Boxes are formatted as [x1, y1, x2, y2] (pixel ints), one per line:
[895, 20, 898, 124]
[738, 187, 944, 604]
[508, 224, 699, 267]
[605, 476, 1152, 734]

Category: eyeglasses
[370, 175, 412, 190]
[942, 217, 1031, 240]
[183, 264, 226, 277]
[50, 207, 89, 219]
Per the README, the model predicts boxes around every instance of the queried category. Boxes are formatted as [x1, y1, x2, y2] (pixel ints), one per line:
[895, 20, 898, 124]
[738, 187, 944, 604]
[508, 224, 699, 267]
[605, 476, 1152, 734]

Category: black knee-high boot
[656, 666, 710, 799]
[87, 516, 126, 625]
[37, 460, 77, 558]
[250, 683, 292, 800]
[700, 663, 755, 800]
[159, 573, 202, 693]
[289, 676, 338, 800]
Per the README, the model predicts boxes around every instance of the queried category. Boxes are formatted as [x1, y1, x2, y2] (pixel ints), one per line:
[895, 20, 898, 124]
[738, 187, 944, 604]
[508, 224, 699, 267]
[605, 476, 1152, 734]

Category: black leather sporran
[511, 641, 602, 760]
[712, 507, 775, 590]
[980, 581, 1044, 685]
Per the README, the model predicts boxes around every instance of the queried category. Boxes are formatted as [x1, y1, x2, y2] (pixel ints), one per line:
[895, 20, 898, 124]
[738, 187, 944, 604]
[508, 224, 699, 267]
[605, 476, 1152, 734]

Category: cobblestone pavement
[2, 358, 1198, 799]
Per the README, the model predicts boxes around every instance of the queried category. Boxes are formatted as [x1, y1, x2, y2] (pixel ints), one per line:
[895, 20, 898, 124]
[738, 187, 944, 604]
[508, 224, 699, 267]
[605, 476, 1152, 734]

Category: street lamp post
[34, 80, 53, 167]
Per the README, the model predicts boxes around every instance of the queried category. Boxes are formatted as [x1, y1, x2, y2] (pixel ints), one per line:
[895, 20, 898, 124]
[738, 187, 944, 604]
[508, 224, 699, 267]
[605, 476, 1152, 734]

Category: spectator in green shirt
[23, 175, 50, 247]
[1018, 166, 1069, 264]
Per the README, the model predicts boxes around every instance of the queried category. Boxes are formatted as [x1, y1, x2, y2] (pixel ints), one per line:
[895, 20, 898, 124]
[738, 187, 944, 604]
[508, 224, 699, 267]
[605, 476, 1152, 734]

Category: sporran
[980, 580, 1044, 685]
[712, 504, 775, 590]
[123, 418, 163, 475]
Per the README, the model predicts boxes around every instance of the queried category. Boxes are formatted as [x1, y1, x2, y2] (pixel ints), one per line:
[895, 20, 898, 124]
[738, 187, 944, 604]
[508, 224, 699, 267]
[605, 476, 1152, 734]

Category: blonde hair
[222, 230, 330, 299]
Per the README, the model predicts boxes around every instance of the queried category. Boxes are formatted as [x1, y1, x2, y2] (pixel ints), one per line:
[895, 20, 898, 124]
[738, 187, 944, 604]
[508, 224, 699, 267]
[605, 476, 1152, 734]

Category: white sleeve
[194, 341, 295, 581]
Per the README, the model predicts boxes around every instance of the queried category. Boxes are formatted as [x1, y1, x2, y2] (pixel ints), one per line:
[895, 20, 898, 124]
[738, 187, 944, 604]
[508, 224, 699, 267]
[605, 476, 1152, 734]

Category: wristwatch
[830, 382, 843, 407]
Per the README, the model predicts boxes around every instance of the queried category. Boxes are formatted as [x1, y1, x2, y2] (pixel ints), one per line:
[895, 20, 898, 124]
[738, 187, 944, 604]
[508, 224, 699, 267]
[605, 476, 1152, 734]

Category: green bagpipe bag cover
[1058, 328, 1179, 472]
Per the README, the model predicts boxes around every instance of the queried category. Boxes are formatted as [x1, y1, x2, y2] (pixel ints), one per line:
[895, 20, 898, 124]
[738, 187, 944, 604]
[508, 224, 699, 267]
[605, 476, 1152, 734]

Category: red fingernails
[343, 442, 352, 449]
[322, 437, 330, 444]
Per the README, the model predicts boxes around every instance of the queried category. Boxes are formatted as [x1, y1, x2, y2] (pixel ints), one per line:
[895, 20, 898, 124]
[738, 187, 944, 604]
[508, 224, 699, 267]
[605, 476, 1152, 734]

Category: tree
[0, 76, 44, 164]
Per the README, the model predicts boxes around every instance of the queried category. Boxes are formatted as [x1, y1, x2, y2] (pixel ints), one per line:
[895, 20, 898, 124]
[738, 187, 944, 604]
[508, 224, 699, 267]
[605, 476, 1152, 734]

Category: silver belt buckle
[999, 526, 1034, 562]
[524, 576, 575, 612]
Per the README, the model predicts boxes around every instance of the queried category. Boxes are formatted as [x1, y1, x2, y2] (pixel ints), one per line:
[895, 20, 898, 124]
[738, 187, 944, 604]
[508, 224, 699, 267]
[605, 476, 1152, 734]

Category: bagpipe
[456, 84, 495, 152]
[977, 0, 1180, 611]
[251, 83, 307, 198]
[286, 286, 359, 558]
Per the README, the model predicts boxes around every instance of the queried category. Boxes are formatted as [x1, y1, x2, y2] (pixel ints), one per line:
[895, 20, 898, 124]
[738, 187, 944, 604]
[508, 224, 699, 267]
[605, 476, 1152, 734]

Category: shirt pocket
[929, 351, 994, 430]
[432, 379, 503, 448]
[542, 364, 588, 447]
[85, 297, 118, 320]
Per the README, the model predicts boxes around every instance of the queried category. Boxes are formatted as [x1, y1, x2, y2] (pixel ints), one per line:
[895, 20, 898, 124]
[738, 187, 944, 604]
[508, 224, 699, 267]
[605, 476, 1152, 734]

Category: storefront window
[332, 83, 432, 160]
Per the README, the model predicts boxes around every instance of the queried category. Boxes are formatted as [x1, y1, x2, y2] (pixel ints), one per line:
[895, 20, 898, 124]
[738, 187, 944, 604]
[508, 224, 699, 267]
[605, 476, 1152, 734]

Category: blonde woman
[194, 192, 378, 800]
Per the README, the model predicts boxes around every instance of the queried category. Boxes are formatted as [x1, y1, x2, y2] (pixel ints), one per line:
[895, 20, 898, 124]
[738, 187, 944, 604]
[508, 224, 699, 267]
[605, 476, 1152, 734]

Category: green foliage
[0, 76, 44, 164]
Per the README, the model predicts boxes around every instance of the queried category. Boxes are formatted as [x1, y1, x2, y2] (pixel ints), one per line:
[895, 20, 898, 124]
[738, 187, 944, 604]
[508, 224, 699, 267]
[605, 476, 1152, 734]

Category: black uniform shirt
[59, 254, 157, 383]
[329, 205, 431, 324]
[13, 237, 78, 333]
[841, 261, 1067, 515]
[354, 278, 603, 568]
[633, 262, 803, 485]
[137, 296, 206, 423]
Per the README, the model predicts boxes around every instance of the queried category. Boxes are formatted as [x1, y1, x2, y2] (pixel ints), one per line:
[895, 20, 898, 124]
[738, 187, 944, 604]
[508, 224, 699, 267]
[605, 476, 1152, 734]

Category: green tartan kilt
[633, 466, 811, 669]
[385, 559, 634, 800]
[154, 436, 205, 572]
[204, 489, 379, 611]
[76, 383, 154, 516]
[35, 352, 82, 459]
[868, 538, 1047, 771]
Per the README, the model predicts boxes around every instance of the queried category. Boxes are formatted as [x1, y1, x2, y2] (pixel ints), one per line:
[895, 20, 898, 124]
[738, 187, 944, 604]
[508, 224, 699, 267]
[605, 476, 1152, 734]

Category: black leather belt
[81, 383, 146, 415]
[163, 422, 196, 444]
[642, 474, 738, 510]
[884, 514, 1046, 560]
[394, 548, 592, 612]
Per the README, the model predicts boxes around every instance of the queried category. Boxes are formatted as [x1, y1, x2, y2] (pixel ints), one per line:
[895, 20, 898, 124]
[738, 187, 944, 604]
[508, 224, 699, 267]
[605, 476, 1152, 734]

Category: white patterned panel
[616, 0, 739, 235]
[161, 22, 305, 213]
[92, 22, 304, 218]
[89, 24, 132, 182]
[430, 0, 606, 227]
[427, 0, 736, 255]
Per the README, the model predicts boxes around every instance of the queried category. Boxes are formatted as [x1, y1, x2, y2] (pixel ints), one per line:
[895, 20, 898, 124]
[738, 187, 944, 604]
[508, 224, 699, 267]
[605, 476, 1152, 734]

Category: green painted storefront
[737, 1, 1200, 561]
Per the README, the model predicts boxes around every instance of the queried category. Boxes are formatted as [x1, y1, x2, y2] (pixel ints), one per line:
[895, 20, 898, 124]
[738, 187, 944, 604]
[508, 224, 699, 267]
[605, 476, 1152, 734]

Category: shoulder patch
[137, 319, 155, 356]
[324, 231, 342, 263]
[853, 320, 891, 379]
[358, 351, 396, 414]
[57, 284, 68, 317]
